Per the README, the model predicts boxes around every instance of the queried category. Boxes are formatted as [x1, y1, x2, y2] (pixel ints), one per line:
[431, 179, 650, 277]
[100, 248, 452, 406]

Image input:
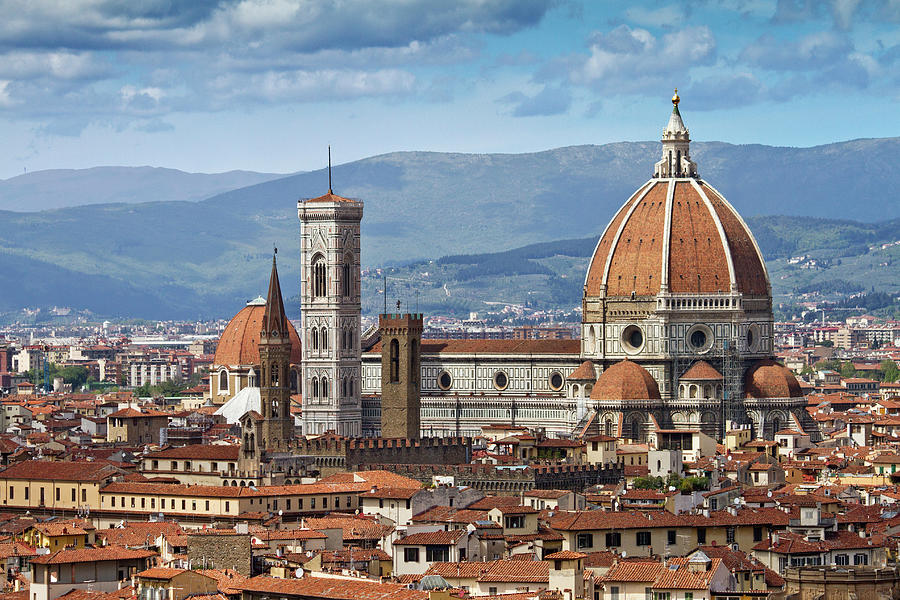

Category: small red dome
[744, 359, 802, 399]
[681, 360, 723, 381]
[591, 360, 661, 401]
[214, 303, 302, 367]
[568, 360, 596, 381]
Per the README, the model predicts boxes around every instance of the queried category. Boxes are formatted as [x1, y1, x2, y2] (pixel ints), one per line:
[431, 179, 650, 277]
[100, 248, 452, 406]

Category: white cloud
[624, 4, 686, 27]
[564, 25, 716, 95]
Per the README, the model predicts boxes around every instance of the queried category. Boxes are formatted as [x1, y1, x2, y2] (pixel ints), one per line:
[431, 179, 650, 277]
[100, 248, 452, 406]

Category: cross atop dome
[653, 88, 698, 179]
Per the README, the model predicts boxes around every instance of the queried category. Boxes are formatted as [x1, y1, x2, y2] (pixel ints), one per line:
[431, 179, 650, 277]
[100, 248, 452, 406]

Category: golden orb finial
[672, 88, 680, 106]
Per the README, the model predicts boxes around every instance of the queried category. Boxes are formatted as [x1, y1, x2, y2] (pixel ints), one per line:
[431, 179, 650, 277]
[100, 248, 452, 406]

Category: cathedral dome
[214, 299, 302, 367]
[744, 359, 802, 399]
[584, 98, 769, 299]
[591, 360, 661, 401]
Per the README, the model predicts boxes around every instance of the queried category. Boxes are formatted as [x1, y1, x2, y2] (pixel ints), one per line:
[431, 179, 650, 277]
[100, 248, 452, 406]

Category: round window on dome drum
[549, 371, 564, 391]
[438, 370, 452, 390]
[746, 324, 760, 352]
[690, 329, 707, 348]
[622, 325, 644, 353]
[686, 324, 714, 353]
[493, 371, 509, 391]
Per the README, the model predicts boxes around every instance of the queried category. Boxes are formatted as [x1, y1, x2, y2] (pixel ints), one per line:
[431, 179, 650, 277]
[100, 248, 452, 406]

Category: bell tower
[258, 253, 295, 450]
[298, 166, 363, 437]
[379, 312, 423, 439]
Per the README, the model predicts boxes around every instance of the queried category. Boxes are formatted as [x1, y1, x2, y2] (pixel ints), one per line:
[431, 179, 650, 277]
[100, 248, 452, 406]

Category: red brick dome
[591, 360, 661, 401]
[744, 359, 802, 399]
[584, 179, 769, 299]
[214, 301, 302, 367]
[568, 360, 596, 381]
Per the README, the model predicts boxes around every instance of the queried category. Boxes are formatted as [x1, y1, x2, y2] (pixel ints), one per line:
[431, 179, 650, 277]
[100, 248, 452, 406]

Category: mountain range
[1, 137, 899, 320]
[0, 167, 287, 211]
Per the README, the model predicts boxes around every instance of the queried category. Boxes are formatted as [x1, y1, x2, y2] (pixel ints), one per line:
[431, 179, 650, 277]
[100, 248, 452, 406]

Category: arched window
[341, 377, 347, 397]
[321, 377, 329, 399]
[321, 327, 328, 350]
[348, 377, 354, 396]
[312, 328, 319, 351]
[270, 364, 279, 387]
[342, 254, 352, 297]
[389, 338, 400, 383]
[218, 370, 228, 393]
[311, 377, 319, 399]
[291, 370, 300, 393]
[312, 255, 327, 297]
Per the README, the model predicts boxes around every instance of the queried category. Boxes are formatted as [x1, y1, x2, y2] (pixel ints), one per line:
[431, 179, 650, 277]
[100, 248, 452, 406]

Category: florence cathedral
[207, 94, 811, 454]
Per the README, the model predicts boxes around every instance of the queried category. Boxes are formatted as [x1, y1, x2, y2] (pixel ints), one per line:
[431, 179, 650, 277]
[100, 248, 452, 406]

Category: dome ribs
[605, 182, 667, 297]
[585, 181, 652, 296]
[701, 183, 770, 296]
[668, 182, 730, 294]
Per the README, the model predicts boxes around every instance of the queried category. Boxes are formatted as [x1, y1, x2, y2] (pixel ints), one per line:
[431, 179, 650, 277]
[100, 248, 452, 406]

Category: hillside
[361, 217, 900, 319]
[0, 166, 286, 211]
[1, 139, 899, 319]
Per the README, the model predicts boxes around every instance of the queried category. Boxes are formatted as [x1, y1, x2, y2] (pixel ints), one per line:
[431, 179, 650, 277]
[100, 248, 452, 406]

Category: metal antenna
[383, 273, 387, 315]
[328, 145, 333, 193]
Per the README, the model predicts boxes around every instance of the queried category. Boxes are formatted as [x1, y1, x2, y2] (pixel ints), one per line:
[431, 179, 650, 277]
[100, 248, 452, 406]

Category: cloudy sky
[0, 0, 898, 179]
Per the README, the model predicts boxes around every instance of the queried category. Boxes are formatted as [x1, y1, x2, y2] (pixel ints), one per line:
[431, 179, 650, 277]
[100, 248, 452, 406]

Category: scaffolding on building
[720, 335, 747, 431]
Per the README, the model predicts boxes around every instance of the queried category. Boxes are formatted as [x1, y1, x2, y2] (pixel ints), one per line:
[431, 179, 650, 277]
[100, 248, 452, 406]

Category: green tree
[58, 365, 89, 389]
[882, 360, 900, 383]
[678, 476, 709, 492]
[633, 476, 664, 490]
[840, 361, 857, 379]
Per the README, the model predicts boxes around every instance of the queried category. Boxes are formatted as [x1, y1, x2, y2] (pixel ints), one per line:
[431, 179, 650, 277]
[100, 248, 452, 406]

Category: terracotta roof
[568, 361, 596, 381]
[31, 546, 156, 564]
[545, 550, 587, 560]
[234, 575, 426, 600]
[476, 560, 549, 583]
[303, 516, 392, 542]
[681, 361, 723, 380]
[55, 591, 121, 600]
[33, 520, 93, 537]
[213, 304, 301, 367]
[395, 530, 465, 545]
[591, 360, 661, 401]
[317, 470, 422, 489]
[148, 445, 239, 460]
[304, 191, 359, 204]
[137, 567, 190, 580]
[108, 407, 168, 418]
[197, 569, 249, 595]
[745, 359, 803, 399]
[0, 461, 120, 482]
[96, 521, 184, 547]
[360, 487, 421, 499]
[523, 489, 570, 499]
[604, 559, 721, 590]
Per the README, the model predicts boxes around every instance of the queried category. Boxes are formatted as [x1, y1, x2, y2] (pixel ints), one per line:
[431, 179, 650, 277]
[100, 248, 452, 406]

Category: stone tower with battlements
[298, 186, 363, 437]
[379, 313, 423, 439]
